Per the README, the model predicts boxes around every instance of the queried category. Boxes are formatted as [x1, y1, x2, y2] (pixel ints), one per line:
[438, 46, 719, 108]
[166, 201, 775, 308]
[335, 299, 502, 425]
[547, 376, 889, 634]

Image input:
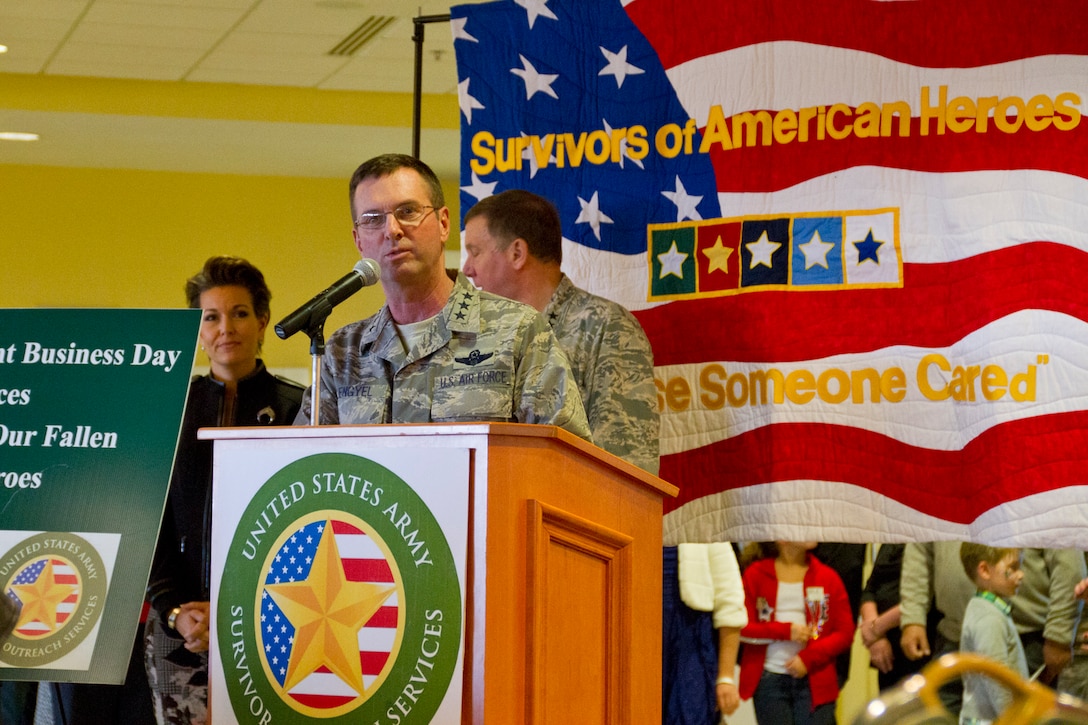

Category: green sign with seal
[0, 308, 198, 682]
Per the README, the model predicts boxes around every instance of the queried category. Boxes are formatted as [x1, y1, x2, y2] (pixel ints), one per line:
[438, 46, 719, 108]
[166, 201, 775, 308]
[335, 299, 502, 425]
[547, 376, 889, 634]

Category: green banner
[0, 308, 199, 683]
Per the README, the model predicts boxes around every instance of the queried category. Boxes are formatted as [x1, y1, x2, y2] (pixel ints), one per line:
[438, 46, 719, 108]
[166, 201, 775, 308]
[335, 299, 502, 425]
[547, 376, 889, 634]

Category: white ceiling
[0, 0, 485, 179]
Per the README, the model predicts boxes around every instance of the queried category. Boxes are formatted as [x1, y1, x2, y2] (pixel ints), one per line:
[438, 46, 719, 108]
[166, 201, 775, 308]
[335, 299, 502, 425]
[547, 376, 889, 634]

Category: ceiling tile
[0, 0, 476, 179]
[82, 1, 248, 30]
[0, 15, 76, 42]
[0, 0, 88, 23]
[208, 30, 343, 56]
[68, 23, 224, 50]
[0, 41, 59, 73]
[241, 0, 378, 36]
[51, 40, 207, 68]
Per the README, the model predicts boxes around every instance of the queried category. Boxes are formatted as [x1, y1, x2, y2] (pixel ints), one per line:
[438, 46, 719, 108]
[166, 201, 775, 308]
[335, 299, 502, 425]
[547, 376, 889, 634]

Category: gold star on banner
[266, 521, 395, 695]
[702, 236, 734, 274]
[11, 559, 77, 633]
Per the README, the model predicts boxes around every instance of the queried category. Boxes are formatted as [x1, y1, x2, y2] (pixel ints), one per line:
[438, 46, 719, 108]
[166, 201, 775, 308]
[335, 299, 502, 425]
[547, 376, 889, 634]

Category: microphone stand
[308, 329, 324, 427]
[299, 302, 334, 427]
[275, 259, 380, 424]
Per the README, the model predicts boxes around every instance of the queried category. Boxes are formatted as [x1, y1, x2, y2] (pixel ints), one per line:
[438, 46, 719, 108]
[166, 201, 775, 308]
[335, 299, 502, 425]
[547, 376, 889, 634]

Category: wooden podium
[203, 423, 677, 725]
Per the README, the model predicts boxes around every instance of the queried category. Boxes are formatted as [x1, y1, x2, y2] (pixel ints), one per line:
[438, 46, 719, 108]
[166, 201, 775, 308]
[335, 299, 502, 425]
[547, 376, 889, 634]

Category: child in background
[738, 542, 855, 725]
[958, 543, 1027, 725]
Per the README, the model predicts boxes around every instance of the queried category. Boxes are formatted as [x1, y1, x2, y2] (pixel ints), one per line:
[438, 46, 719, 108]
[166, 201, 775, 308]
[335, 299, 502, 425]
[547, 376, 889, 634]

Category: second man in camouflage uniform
[463, 189, 659, 474]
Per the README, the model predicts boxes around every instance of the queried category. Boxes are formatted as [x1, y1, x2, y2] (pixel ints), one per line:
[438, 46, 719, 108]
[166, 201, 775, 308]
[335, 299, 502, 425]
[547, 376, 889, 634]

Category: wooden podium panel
[470, 426, 675, 725]
[526, 500, 633, 724]
[203, 423, 676, 725]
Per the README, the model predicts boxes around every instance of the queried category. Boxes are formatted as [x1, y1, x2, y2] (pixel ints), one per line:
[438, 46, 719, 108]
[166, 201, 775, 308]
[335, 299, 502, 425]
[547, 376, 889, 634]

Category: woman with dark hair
[144, 256, 303, 724]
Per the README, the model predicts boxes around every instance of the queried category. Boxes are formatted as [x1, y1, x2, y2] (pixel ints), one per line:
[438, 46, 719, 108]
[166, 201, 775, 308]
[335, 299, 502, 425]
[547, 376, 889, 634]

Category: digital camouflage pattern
[297, 272, 591, 439]
[544, 275, 660, 475]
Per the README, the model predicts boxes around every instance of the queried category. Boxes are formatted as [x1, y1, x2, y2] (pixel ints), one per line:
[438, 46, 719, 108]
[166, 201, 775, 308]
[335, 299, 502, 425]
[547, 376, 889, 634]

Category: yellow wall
[2, 73, 452, 129]
[0, 73, 461, 375]
[0, 164, 460, 373]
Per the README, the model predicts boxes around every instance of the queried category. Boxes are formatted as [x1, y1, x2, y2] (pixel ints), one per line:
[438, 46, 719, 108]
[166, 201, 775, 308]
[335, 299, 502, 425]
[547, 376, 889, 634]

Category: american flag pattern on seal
[8, 556, 80, 638]
[259, 516, 404, 713]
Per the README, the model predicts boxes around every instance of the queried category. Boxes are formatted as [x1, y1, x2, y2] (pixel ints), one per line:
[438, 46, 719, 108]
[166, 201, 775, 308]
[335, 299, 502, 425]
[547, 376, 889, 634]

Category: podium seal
[218, 452, 462, 723]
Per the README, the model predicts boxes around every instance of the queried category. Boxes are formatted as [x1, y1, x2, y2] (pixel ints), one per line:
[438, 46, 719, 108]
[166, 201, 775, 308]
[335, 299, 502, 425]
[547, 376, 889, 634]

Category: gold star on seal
[266, 521, 395, 694]
[11, 559, 78, 634]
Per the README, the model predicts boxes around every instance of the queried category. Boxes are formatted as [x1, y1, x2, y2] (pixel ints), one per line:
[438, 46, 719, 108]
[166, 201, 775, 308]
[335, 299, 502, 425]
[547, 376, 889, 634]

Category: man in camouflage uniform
[296, 154, 590, 439]
[462, 189, 659, 474]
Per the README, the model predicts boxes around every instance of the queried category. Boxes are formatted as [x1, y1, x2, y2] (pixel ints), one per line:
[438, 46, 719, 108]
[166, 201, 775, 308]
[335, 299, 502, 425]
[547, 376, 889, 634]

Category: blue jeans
[753, 671, 836, 725]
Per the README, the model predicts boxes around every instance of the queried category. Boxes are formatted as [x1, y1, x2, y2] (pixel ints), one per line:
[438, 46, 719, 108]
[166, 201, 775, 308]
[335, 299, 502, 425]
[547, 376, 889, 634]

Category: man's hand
[1040, 637, 1072, 684]
[900, 623, 931, 660]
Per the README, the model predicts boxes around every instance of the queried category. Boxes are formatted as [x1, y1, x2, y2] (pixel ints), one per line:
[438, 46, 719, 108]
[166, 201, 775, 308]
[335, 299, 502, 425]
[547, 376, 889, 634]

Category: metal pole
[412, 13, 452, 159]
[308, 329, 325, 425]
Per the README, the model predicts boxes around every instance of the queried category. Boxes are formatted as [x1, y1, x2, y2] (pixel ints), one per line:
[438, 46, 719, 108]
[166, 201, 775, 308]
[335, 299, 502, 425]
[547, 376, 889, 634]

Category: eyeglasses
[354, 203, 438, 231]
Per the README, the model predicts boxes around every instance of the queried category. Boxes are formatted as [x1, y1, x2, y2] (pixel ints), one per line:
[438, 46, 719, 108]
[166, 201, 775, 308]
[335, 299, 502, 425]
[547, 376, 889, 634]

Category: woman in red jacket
[739, 542, 855, 724]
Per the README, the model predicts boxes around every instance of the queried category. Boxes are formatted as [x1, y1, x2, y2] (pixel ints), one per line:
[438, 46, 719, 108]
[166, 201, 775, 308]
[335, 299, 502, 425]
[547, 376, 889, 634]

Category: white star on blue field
[452, 0, 720, 256]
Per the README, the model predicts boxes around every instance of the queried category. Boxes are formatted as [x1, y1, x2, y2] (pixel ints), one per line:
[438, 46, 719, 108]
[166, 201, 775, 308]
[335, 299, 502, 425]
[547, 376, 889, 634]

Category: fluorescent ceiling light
[0, 132, 40, 141]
